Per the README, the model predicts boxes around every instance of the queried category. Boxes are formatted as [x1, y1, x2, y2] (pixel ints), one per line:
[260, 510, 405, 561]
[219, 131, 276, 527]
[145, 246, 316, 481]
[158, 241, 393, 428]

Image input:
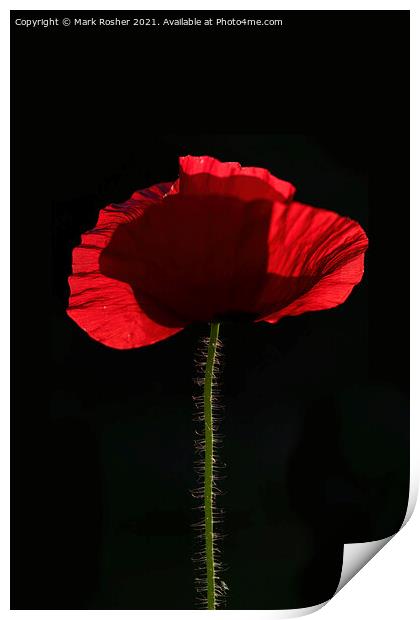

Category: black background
[11, 11, 409, 610]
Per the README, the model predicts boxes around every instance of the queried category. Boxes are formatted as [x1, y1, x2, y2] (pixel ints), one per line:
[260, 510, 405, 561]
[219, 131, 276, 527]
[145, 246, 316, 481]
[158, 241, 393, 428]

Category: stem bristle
[191, 324, 228, 609]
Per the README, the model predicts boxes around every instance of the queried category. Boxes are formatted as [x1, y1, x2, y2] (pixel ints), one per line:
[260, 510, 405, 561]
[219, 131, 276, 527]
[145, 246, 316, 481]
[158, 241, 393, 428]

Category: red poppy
[67, 155, 368, 349]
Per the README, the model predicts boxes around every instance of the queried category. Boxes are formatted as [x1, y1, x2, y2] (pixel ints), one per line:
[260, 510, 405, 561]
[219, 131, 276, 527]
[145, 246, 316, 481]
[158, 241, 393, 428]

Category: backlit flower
[67, 155, 368, 349]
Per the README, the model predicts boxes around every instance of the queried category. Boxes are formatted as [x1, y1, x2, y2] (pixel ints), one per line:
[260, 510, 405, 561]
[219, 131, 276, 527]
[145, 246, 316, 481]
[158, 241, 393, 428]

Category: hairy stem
[204, 322, 220, 609]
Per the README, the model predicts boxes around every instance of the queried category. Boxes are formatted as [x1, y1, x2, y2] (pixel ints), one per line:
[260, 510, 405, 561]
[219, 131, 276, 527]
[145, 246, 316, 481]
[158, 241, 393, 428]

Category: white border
[4, 2, 415, 10]
[1, 5, 11, 620]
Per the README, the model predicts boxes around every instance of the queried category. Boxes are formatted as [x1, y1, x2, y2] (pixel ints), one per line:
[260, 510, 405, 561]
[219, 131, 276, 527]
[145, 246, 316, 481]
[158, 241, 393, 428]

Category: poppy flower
[67, 155, 368, 349]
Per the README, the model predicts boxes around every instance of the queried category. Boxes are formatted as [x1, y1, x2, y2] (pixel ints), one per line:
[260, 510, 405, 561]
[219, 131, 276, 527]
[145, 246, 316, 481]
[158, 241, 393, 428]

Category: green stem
[204, 322, 220, 610]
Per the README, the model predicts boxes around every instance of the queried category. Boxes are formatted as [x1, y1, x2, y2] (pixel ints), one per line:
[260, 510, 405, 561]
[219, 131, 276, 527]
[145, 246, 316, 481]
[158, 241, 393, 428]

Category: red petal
[67, 182, 184, 349]
[178, 155, 296, 203]
[99, 193, 275, 324]
[130, 181, 175, 202]
[256, 201, 368, 322]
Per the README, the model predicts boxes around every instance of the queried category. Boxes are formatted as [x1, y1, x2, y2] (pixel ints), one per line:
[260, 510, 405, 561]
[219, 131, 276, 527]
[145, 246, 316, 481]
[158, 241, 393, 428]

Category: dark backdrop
[11, 11, 409, 610]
